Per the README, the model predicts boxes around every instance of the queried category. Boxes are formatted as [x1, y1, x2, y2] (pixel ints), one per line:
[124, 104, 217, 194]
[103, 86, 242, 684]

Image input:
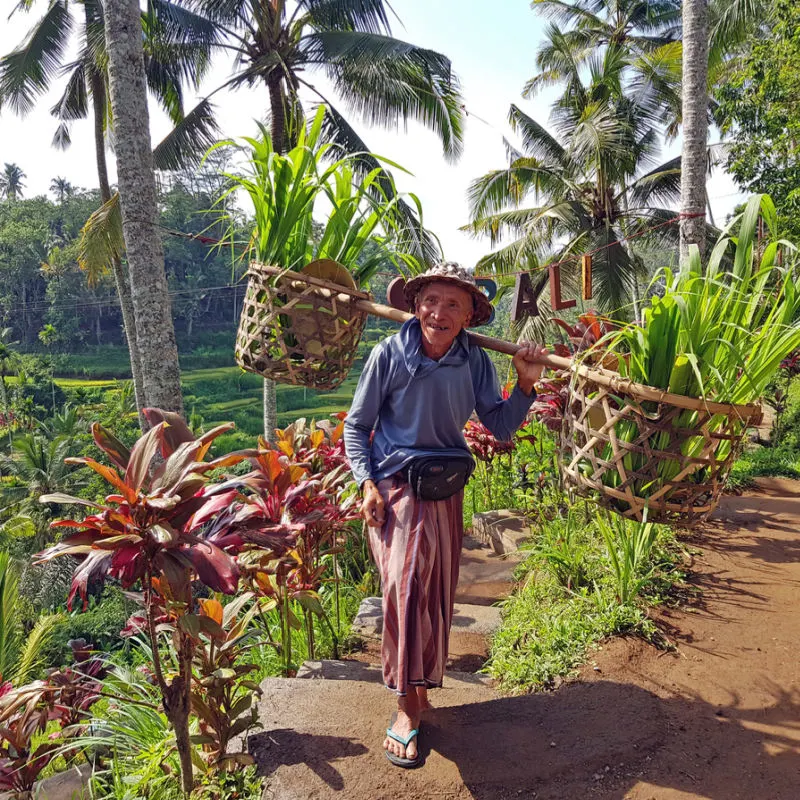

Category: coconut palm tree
[0, 164, 25, 201]
[680, 0, 710, 261]
[466, 52, 694, 318]
[163, 0, 463, 437]
[104, 0, 183, 416]
[526, 1, 683, 132]
[49, 177, 73, 204]
[529, 0, 768, 136]
[1, 0, 217, 423]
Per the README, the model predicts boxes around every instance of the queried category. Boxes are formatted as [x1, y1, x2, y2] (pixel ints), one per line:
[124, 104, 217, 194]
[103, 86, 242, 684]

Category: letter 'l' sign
[511, 259, 594, 322]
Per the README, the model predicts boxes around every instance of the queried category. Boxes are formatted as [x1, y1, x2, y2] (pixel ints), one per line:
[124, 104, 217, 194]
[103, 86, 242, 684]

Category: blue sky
[0, 0, 745, 266]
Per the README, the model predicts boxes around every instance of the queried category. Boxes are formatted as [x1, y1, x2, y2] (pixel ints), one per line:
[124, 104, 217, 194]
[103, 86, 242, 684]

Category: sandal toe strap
[386, 728, 419, 747]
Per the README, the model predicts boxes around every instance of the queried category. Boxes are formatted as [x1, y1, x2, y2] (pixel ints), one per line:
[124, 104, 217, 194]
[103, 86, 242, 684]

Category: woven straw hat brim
[403, 274, 493, 327]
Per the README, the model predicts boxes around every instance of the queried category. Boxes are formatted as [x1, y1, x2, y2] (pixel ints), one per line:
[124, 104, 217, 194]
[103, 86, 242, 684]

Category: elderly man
[344, 262, 546, 767]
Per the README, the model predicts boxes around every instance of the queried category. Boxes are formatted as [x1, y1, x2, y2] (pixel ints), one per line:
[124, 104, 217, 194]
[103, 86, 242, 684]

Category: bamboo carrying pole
[271, 265, 761, 421]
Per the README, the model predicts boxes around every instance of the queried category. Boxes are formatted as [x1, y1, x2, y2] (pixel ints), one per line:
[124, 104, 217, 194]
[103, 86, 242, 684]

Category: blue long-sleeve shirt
[344, 318, 535, 487]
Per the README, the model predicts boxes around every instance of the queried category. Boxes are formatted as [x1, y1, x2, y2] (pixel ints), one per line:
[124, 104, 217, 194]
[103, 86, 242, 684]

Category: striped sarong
[368, 476, 464, 695]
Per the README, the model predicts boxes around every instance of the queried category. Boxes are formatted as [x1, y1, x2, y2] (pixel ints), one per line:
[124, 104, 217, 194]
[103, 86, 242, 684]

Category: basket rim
[247, 261, 372, 301]
[569, 360, 762, 421]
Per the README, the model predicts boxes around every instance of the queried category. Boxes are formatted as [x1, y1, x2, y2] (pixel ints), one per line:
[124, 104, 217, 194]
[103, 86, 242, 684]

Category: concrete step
[350, 597, 501, 640]
[456, 535, 517, 606]
[295, 659, 493, 688]
[471, 509, 531, 556]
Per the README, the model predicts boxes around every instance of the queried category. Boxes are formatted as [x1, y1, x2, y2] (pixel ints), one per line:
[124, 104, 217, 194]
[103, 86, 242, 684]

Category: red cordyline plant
[198, 416, 359, 674]
[529, 312, 619, 432]
[36, 409, 257, 795]
[0, 641, 107, 797]
[0, 680, 60, 797]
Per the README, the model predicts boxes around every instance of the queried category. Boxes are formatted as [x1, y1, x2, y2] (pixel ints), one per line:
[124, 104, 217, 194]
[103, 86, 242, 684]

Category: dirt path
[253, 478, 800, 799]
[582, 477, 800, 800]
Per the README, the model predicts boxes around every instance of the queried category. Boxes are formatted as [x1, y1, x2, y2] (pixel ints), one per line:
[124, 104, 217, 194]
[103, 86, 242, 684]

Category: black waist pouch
[406, 455, 475, 501]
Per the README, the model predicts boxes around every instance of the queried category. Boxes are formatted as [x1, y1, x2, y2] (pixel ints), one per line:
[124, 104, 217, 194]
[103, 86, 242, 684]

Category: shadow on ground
[249, 677, 800, 799]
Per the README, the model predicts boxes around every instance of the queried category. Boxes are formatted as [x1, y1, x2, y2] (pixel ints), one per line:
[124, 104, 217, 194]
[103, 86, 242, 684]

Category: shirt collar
[400, 318, 470, 377]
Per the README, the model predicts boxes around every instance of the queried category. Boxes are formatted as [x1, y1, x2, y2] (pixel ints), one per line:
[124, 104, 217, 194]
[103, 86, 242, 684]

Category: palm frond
[52, 122, 71, 149]
[625, 155, 681, 207]
[172, 0, 248, 26]
[152, 98, 221, 171]
[0, 552, 21, 683]
[508, 105, 568, 169]
[567, 101, 629, 171]
[148, 0, 227, 48]
[302, 0, 392, 34]
[0, 0, 72, 115]
[709, 0, 768, 68]
[307, 31, 464, 161]
[467, 161, 569, 220]
[49, 61, 88, 123]
[13, 612, 62, 686]
[473, 237, 545, 277]
[532, 0, 604, 28]
[78, 193, 124, 285]
[527, 23, 592, 102]
[628, 40, 682, 123]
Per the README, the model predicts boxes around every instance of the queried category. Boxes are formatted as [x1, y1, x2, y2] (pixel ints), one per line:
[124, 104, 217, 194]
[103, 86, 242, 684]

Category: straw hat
[403, 262, 493, 327]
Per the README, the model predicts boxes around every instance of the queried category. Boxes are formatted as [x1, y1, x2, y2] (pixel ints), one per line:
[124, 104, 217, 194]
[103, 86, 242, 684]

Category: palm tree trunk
[89, 67, 147, 430]
[104, 0, 184, 418]
[679, 0, 710, 264]
[268, 74, 286, 155]
[263, 378, 278, 442]
[261, 74, 289, 442]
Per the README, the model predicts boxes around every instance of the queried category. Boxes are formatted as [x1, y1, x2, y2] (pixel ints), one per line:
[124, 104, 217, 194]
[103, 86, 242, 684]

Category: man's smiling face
[415, 281, 474, 358]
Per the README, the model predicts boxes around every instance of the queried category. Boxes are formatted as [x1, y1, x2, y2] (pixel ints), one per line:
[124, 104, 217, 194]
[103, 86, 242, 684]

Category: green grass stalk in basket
[212, 106, 427, 284]
[593, 194, 800, 498]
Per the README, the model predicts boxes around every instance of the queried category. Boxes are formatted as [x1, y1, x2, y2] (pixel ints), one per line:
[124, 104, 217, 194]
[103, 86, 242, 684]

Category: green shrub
[728, 444, 800, 489]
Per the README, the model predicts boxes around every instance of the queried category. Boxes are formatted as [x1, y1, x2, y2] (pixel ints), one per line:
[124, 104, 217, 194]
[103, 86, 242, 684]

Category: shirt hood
[399, 318, 470, 378]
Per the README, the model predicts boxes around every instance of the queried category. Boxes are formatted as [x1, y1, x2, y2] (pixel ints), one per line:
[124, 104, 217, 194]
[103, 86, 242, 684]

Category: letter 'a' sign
[511, 256, 593, 322]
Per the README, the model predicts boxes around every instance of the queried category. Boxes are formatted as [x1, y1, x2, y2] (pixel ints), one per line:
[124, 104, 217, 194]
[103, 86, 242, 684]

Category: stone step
[471, 509, 531, 556]
[0, 764, 93, 800]
[350, 597, 501, 640]
[456, 535, 517, 606]
[295, 659, 493, 688]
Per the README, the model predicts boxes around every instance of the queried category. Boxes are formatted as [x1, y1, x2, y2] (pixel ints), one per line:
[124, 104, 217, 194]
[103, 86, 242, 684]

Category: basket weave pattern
[560, 369, 762, 525]
[235, 263, 369, 390]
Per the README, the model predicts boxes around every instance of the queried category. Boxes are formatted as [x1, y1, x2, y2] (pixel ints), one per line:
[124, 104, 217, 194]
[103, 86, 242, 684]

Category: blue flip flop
[385, 713, 421, 768]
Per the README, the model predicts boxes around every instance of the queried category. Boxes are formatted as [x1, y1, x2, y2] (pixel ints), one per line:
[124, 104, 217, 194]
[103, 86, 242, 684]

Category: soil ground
[252, 478, 800, 799]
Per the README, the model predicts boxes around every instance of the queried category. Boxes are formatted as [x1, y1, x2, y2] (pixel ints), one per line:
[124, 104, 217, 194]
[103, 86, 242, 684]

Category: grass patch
[54, 378, 118, 389]
[485, 502, 685, 694]
[727, 444, 800, 489]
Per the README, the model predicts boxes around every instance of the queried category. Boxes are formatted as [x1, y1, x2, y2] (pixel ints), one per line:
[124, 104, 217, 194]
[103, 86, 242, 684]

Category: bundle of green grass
[564, 195, 800, 523]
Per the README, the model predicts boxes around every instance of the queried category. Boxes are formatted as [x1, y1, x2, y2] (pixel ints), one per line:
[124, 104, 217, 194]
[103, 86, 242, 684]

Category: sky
[0, 0, 746, 267]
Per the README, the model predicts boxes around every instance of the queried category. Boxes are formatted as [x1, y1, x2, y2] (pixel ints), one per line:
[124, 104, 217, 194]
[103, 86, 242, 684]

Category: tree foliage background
[717, 0, 800, 240]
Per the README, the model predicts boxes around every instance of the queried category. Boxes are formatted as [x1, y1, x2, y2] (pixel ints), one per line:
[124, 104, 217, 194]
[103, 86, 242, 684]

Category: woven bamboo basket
[235, 261, 370, 390]
[559, 363, 763, 526]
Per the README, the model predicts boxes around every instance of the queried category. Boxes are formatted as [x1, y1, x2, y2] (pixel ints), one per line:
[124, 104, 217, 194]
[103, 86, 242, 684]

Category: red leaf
[143, 408, 195, 456]
[188, 490, 239, 531]
[185, 540, 239, 594]
[91, 423, 130, 470]
[67, 551, 113, 611]
[125, 424, 164, 494]
[64, 459, 137, 504]
[110, 546, 144, 587]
